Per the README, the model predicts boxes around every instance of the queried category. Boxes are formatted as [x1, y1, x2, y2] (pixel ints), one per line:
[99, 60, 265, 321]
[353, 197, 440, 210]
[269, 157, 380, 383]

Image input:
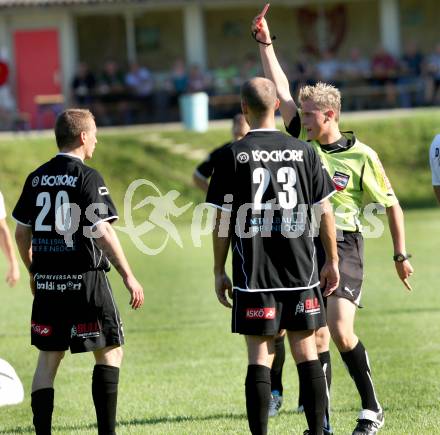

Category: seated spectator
[398, 41, 425, 107]
[71, 62, 96, 107]
[212, 59, 239, 94]
[316, 49, 341, 85]
[239, 53, 261, 84]
[340, 48, 371, 110]
[187, 64, 210, 93]
[341, 48, 371, 82]
[125, 62, 154, 123]
[370, 45, 399, 107]
[95, 60, 129, 125]
[290, 49, 316, 96]
[424, 43, 440, 105]
[170, 58, 188, 98]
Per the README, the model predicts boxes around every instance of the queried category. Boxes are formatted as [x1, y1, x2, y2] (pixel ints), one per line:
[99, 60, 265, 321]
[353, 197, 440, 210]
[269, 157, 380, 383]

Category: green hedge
[0, 108, 438, 214]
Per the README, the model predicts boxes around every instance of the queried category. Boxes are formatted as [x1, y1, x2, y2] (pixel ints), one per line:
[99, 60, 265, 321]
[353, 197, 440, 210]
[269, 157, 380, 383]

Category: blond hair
[55, 109, 95, 149]
[298, 82, 341, 121]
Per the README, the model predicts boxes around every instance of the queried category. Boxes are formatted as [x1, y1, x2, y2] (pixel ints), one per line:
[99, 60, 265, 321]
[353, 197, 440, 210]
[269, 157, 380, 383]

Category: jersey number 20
[35, 191, 72, 232]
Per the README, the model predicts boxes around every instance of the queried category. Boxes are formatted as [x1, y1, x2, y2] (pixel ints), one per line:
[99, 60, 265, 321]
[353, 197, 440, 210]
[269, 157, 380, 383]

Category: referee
[13, 109, 144, 435]
[193, 113, 249, 192]
[207, 77, 339, 435]
[253, 17, 414, 435]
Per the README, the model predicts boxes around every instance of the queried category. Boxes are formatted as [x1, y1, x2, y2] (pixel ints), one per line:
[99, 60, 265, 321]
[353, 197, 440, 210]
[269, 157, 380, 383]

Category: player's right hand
[6, 264, 20, 287]
[215, 272, 233, 308]
[251, 16, 272, 45]
[320, 260, 340, 297]
[124, 275, 144, 309]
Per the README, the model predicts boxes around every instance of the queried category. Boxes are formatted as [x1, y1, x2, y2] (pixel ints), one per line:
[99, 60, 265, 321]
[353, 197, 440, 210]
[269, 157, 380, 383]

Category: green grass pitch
[0, 208, 439, 434]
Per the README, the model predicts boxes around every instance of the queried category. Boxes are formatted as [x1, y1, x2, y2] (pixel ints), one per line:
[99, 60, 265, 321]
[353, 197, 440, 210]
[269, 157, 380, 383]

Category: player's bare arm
[316, 199, 339, 296]
[94, 221, 144, 309]
[212, 209, 232, 308]
[14, 223, 34, 294]
[251, 16, 297, 125]
[0, 218, 20, 287]
[386, 203, 414, 291]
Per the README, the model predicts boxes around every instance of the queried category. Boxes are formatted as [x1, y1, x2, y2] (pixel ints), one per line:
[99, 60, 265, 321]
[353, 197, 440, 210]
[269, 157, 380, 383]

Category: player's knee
[330, 328, 355, 351]
[107, 346, 123, 365]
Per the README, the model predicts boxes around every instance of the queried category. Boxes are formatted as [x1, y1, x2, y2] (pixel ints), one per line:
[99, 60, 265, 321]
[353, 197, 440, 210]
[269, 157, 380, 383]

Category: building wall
[400, 0, 440, 52]
[76, 14, 127, 71]
[204, 5, 299, 68]
[134, 9, 184, 71]
[204, 2, 383, 68]
[339, 0, 380, 57]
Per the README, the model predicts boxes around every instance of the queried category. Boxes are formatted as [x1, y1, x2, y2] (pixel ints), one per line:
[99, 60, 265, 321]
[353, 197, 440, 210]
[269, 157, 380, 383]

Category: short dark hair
[54, 109, 95, 149]
[240, 77, 277, 115]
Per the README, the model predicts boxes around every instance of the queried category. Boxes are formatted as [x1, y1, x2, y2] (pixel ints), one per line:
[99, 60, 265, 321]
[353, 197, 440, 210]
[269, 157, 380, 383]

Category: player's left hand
[6, 264, 20, 287]
[395, 259, 414, 291]
[124, 274, 144, 309]
[215, 272, 233, 308]
[320, 260, 340, 297]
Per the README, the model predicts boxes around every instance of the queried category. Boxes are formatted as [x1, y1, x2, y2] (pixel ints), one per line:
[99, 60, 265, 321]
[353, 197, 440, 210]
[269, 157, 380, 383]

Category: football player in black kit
[13, 109, 144, 435]
[193, 113, 249, 192]
[206, 77, 339, 435]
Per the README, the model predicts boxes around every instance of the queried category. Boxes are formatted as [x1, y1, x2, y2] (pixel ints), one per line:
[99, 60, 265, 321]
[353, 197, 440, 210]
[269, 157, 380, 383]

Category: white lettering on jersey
[40, 175, 78, 187]
[251, 149, 304, 163]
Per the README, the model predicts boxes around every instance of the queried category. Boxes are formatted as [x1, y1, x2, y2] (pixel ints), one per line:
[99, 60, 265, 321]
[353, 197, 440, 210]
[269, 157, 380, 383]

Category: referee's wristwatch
[393, 253, 412, 262]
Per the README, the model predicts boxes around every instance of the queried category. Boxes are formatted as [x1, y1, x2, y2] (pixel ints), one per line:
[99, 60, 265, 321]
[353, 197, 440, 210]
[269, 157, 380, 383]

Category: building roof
[0, 0, 263, 8]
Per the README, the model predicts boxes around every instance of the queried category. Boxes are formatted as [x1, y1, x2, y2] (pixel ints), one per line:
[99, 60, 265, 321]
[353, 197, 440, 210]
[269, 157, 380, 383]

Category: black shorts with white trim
[232, 286, 326, 335]
[31, 270, 124, 353]
[315, 231, 364, 306]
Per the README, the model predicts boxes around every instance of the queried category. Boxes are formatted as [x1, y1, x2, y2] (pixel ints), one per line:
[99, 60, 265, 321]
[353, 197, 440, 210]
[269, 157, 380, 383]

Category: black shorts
[31, 270, 124, 353]
[315, 232, 364, 306]
[232, 287, 326, 336]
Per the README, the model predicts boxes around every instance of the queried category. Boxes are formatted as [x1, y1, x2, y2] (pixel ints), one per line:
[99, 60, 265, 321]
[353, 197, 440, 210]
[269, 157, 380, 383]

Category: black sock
[270, 336, 285, 395]
[245, 364, 271, 435]
[31, 388, 54, 435]
[319, 351, 332, 430]
[297, 360, 326, 435]
[92, 364, 120, 435]
[340, 341, 380, 412]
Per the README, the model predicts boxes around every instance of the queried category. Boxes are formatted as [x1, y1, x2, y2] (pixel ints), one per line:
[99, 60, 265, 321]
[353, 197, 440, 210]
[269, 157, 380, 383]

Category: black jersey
[13, 153, 118, 273]
[206, 129, 335, 292]
[195, 142, 231, 180]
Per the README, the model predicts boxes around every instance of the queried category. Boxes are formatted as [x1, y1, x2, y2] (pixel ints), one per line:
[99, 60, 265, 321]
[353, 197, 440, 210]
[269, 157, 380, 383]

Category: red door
[14, 29, 62, 129]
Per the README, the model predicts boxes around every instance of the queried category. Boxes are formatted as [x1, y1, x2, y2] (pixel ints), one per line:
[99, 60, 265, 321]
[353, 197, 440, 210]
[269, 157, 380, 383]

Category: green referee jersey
[287, 118, 398, 232]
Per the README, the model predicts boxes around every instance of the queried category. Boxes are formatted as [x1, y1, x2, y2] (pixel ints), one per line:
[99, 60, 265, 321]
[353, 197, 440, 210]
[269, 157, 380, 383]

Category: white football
[0, 358, 24, 406]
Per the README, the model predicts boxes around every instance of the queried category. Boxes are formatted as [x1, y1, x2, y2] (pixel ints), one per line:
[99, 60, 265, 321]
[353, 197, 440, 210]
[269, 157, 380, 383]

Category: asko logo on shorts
[31, 321, 53, 336]
[246, 308, 276, 320]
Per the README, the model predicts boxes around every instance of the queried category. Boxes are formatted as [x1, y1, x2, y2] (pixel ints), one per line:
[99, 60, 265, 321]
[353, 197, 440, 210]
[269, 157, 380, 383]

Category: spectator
[71, 63, 96, 107]
[342, 48, 371, 81]
[370, 45, 399, 107]
[125, 62, 154, 123]
[212, 59, 239, 94]
[187, 64, 210, 93]
[316, 49, 341, 85]
[95, 60, 128, 125]
[424, 43, 440, 105]
[170, 58, 188, 98]
[398, 42, 425, 107]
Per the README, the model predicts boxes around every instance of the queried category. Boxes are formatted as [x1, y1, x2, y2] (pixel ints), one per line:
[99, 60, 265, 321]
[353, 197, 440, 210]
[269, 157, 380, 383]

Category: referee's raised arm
[251, 16, 297, 126]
